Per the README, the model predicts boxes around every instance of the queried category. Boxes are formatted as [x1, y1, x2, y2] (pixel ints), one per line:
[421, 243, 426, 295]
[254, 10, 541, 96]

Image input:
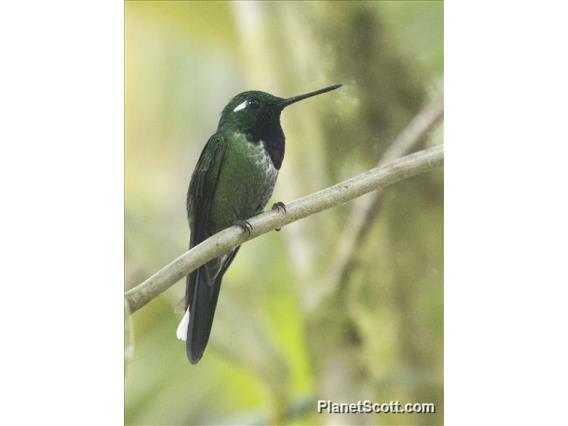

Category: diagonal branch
[323, 99, 444, 298]
[125, 145, 444, 314]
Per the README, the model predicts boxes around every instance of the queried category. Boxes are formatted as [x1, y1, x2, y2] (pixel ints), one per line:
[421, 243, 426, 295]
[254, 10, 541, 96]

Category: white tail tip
[176, 308, 190, 341]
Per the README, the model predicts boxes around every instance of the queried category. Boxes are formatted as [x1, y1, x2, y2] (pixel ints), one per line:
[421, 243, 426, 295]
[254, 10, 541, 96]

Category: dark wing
[186, 132, 226, 248]
[184, 133, 240, 363]
[185, 132, 226, 309]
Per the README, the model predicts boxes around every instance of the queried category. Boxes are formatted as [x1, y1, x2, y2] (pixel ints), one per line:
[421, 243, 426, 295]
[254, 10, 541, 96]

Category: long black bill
[281, 83, 342, 108]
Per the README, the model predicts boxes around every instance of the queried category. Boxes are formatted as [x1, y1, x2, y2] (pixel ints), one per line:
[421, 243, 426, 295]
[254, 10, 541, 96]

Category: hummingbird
[176, 83, 342, 363]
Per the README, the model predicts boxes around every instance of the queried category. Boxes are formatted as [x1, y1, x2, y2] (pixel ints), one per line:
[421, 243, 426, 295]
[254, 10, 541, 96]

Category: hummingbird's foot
[233, 219, 253, 236]
[271, 202, 286, 232]
[271, 201, 287, 214]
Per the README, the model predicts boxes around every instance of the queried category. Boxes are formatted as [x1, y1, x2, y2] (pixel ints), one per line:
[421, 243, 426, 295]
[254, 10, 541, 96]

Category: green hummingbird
[176, 84, 342, 363]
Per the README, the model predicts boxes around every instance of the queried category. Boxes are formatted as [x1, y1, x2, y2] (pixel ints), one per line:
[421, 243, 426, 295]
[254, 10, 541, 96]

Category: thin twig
[323, 99, 444, 297]
[125, 145, 444, 313]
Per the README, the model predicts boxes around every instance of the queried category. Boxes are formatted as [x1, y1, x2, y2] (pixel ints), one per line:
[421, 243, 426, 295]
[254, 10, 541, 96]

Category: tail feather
[176, 308, 190, 341]
[186, 266, 222, 363]
[182, 247, 240, 364]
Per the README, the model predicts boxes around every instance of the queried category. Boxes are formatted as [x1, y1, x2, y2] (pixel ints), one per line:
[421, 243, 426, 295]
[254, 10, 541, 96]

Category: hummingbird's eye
[248, 99, 260, 109]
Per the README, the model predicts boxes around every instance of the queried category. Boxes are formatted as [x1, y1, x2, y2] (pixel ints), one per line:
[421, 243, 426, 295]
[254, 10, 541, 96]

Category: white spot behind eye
[233, 100, 248, 112]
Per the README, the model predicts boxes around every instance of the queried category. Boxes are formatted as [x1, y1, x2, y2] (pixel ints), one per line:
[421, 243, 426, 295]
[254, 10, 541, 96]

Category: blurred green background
[125, 1, 443, 425]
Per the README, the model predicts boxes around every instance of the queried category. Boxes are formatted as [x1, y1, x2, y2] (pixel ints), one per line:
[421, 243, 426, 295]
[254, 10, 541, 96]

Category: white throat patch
[233, 100, 248, 112]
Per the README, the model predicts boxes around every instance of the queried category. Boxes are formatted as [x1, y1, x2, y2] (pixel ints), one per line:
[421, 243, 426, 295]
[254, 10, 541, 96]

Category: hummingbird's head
[219, 91, 283, 135]
[218, 84, 342, 138]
